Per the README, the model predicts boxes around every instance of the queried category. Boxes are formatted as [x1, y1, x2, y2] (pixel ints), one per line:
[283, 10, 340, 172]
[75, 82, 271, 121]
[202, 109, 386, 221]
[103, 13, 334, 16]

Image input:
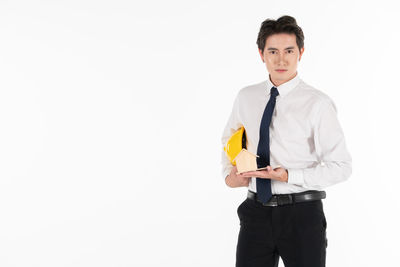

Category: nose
[276, 53, 287, 65]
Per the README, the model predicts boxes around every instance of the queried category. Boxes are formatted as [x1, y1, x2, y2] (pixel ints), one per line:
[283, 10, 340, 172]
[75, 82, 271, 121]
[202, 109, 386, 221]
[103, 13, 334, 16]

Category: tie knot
[270, 87, 279, 98]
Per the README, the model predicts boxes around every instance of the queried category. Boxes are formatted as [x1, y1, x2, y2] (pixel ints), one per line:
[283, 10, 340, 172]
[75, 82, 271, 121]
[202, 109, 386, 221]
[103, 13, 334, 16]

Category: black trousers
[236, 196, 327, 267]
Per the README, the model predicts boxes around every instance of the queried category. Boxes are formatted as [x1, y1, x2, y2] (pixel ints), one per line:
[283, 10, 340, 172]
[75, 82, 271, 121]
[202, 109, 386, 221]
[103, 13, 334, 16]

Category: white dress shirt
[221, 72, 352, 194]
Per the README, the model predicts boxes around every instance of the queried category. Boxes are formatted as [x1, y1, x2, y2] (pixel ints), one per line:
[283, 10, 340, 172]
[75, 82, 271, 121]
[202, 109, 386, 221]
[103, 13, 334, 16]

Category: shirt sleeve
[287, 98, 352, 189]
[221, 93, 243, 180]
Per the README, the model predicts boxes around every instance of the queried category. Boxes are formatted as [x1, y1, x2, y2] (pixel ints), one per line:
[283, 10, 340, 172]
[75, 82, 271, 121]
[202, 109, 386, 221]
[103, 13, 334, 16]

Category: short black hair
[256, 15, 304, 54]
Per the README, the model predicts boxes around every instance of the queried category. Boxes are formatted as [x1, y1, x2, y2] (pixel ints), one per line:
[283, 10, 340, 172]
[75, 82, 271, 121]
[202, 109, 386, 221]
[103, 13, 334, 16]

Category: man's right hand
[225, 166, 251, 188]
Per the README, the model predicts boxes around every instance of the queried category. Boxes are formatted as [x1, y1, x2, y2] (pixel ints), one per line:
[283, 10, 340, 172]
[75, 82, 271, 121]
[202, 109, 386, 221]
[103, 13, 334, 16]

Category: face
[258, 33, 305, 86]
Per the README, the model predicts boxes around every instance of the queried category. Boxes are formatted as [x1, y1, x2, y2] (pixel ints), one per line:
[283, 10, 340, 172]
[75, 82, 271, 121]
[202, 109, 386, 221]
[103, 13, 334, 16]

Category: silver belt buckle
[262, 196, 278, 206]
[266, 201, 278, 207]
[277, 194, 293, 206]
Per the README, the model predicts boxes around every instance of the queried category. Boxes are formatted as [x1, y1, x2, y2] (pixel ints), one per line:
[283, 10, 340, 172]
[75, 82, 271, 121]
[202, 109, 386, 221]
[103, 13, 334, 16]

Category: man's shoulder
[234, 79, 335, 107]
[236, 80, 267, 98]
[297, 80, 335, 106]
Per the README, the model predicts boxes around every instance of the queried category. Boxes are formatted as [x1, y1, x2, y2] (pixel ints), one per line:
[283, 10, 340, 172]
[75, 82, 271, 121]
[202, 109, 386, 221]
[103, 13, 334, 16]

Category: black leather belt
[247, 190, 326, 206]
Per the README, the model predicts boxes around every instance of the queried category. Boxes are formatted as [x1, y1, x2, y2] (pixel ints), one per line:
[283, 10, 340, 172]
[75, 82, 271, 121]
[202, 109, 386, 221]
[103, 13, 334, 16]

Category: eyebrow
[267, 46, 296, 51]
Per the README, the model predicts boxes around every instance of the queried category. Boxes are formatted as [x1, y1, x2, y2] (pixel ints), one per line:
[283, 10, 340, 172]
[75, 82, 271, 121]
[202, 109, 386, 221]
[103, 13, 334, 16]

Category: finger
[243, 171, 260, 176]
[245, 173, 271, 179]
[241, 172, 257, 177]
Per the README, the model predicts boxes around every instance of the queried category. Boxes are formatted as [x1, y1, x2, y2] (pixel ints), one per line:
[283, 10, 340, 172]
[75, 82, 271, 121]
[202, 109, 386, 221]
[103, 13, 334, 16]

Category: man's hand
[225, 166, 251, 188]
[240, 166, 289, 183]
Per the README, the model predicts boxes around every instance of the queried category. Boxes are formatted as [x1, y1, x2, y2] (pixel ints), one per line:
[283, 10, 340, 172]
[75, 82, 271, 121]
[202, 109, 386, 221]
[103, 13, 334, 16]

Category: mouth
[276, 69, 287, 73]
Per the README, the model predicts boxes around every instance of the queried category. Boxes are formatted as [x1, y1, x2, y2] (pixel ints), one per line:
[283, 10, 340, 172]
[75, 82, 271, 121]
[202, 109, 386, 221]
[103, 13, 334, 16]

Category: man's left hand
[240, 166, 288, 183]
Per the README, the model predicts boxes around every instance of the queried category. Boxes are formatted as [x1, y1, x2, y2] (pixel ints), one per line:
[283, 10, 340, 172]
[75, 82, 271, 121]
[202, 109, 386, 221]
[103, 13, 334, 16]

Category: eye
[269, 51, 276, 54]
[287, 50, 294, 53]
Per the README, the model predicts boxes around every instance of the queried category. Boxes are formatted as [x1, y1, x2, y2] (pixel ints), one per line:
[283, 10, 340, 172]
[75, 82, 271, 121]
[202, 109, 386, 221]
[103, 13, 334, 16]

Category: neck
[270, 71, 297, 87]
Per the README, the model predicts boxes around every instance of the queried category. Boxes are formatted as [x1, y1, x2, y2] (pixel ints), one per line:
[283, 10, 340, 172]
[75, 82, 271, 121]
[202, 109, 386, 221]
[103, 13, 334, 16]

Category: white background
[0, 0, 399, 266]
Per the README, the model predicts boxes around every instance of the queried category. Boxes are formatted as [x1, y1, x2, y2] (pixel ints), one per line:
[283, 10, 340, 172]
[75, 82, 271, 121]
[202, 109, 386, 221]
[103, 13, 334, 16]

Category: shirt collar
[265, 72, 300, 98]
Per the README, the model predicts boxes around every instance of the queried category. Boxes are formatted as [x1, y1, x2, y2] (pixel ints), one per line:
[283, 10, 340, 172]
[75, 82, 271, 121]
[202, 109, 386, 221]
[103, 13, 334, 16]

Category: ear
[258, 48, 265, 63]
[298, 47, 305, 61]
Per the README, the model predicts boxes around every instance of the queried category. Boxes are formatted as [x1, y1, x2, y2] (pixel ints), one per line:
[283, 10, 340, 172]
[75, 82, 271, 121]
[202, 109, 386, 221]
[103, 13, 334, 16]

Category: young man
[221, 15, 352, 267]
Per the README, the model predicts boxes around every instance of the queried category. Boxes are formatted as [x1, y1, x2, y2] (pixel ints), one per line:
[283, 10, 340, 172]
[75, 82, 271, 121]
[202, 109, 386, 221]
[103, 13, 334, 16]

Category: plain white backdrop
[0, 0, 399, 266]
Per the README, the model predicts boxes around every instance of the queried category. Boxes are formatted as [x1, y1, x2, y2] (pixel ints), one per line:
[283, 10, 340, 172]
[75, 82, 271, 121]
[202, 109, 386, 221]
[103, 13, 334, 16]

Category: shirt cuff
[287, 168, 304, 186]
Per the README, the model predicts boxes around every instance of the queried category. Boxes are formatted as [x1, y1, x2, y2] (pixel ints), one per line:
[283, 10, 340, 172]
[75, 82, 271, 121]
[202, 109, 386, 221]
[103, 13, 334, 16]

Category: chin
[278, 72, 294, 78]
[272, 74, 289, 80]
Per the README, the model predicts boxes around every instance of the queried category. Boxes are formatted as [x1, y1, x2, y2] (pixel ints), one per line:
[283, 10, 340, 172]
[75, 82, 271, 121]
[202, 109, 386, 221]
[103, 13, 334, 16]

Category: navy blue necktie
[256, 86, 279, 204]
